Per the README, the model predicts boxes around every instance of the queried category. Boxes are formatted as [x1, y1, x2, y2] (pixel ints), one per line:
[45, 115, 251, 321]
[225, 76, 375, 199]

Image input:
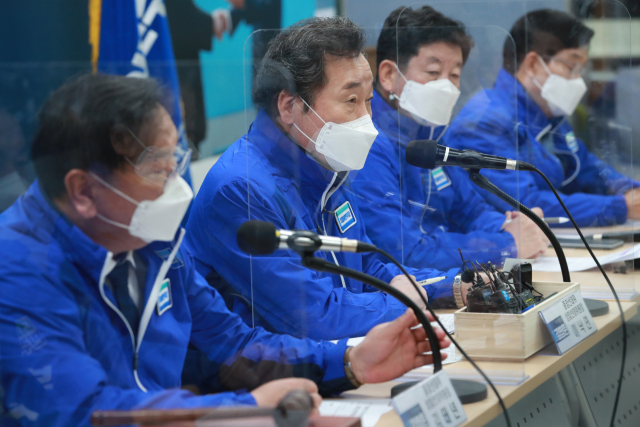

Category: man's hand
[624, 188, 640, 220]
[212, 9, 231, 40]
[390, 275, 431, 314]
[227, 0, 245, 8]
[348, 309, 450, 384]
[251, 378, 322, 413]
[502, 209, 549, 259]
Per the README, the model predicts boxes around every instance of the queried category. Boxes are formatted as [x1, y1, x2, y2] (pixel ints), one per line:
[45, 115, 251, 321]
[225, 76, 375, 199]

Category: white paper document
[392, 371, 467, 427]
[342, 314, 454, 347]
[432, 313, 455, 334]
[319, 400, 393, 427]
[532, 243, 640, 272]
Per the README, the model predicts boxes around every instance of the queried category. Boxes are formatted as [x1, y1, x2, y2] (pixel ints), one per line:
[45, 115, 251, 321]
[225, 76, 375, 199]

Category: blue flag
[91, 0, 191, 185]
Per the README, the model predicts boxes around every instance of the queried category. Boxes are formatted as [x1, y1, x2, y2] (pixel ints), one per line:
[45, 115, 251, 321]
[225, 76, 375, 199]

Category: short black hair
[503, 9, 594, 74]
[376, 6, 474, 74]
[253, 16, 366, 117]
[31, 73, 167, 199]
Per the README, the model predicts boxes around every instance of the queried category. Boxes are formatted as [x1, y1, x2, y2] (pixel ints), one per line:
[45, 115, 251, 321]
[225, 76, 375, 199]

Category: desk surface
[338, 300, 637, 427]
[537, 225, 637, 297]
[331, 225, 638, 427]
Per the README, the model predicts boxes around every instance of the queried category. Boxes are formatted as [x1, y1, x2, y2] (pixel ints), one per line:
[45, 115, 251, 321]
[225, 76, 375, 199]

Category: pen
[418, 276, 446, 285]
[544, 217, 569, 224]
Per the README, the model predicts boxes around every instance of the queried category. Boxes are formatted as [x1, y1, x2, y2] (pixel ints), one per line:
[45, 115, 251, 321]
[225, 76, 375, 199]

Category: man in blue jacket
[352, 6, 550, 273]
[0, 73, 449, 426]
[446, 9, 640, 227]
[186, 17, 464, 341]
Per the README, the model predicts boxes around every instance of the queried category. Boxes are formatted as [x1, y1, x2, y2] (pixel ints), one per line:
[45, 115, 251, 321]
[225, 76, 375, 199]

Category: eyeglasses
[545, 56, 587, 78]
[125, 127, 191, 185]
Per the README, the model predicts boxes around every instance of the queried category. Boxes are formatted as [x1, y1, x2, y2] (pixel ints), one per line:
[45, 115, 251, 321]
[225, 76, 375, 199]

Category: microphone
[237, 220, 376, 255]
[405, 139, 534, 171]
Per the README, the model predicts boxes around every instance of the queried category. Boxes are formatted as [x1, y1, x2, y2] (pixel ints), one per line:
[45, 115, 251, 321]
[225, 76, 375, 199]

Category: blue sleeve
[185, 268, 352, 395]
[358, 231, 459, 299]
[446, 115, 628, 228]
[185, 179, 409, 341]
[443, 166, 508, 234]
[564, 138, 640, 196]
[352, 136, 515, 272]
[0, 267, 256, 427]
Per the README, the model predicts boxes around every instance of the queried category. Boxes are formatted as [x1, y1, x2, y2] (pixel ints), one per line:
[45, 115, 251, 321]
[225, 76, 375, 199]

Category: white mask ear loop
[95, 212, 130, 230]
[537, 55, 553, 76]
[393, 62, 409, 84]
[531, 55, 552, 91]
[298, 97, 327, 126]
[293, 97, 327, 145]
[293, 123, 317, 146]
[90, 172, 140, 207]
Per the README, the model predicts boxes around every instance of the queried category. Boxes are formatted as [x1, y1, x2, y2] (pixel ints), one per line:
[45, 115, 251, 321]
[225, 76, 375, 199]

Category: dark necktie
[107, 255, 140, 338]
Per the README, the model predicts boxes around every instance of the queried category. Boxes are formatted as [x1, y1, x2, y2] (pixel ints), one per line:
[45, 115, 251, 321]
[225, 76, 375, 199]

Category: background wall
[194, 0, 319, 157]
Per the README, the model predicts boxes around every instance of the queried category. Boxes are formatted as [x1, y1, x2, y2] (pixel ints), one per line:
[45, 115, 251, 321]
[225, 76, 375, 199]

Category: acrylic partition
[391, 6, 528, 385]
[239, 21, 523, 389]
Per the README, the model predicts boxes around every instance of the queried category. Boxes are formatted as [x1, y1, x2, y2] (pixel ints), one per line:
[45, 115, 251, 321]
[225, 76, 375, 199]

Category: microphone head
[406, 140, 438, 169]
[461, 269, 476, 284]
[237, 220, 278, 255]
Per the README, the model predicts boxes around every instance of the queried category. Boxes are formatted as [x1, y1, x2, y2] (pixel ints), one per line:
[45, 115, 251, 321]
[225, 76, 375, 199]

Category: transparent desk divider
[537, 119, 636, 301]
[393, 3, 529, 384]
[0, 61, 93, 212]
[232, 4, 639, 392]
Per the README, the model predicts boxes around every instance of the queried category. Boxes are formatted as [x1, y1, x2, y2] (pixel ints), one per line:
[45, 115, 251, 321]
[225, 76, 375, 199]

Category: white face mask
[293, 98, 379, 172]
[533, 56, 587, 117]
[91, 173, 193, 243]
[394, 65, 461, 127]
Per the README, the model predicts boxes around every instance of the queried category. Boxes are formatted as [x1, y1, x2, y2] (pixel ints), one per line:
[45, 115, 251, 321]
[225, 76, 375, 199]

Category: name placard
[392, 370, 467, 427]
[539, 290, 597, 354]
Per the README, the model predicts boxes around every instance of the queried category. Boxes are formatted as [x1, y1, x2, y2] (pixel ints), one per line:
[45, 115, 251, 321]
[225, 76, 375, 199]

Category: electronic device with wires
[460, 250, 544, 314]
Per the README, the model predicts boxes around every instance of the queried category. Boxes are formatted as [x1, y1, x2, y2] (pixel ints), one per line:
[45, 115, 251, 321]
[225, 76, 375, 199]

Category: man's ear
[64, 169, 98, 219]
[277, 90, 299, 125]
[520, 51, 541, 77]
[378, 60, 399, 94]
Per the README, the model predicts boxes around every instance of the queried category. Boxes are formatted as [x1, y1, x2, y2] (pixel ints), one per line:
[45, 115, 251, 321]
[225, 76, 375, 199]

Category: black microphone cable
[531, 167, 626, 427]
[370, 246, 512, 427]
[237, 220, 512, 426]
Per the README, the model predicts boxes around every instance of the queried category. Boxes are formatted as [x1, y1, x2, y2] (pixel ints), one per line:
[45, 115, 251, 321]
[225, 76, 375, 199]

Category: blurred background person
[0, 74, 447, 425]
[0, 0, 92, 211]
[352, 5, 549, 273]
[185, 17, 464, 343]
[446, 9, 640, 227]
[166, 0, 282, 155]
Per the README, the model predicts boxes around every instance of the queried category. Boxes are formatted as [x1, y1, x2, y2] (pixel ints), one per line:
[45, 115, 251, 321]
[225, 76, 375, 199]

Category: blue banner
[95, 0, 191, 184]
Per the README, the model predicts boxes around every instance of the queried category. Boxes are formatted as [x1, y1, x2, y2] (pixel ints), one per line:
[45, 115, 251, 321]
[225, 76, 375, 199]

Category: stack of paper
[319, 400, 393, 427]
[533, 243, 640, 272]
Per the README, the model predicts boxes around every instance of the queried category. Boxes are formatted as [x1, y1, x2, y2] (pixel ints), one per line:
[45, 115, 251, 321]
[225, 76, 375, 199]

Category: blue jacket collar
[25, 181, 110, 283]
[371, 89, 446, 146]
[25, 181, 179, 286]
[249, 109, 340, 193]
[494, 68, 564, 140]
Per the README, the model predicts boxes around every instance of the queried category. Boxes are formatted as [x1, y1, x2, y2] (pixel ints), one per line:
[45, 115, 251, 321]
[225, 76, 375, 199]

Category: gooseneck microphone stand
[467, 169, 571, 282]
[466, 169, 610, 316]
[300, 253, 490, 406]
[300, 255, 443, 371]
[467, 166, 626, 427]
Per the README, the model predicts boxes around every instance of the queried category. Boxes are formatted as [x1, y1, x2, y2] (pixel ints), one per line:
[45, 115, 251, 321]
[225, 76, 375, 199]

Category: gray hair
[253, 16, 367, 117]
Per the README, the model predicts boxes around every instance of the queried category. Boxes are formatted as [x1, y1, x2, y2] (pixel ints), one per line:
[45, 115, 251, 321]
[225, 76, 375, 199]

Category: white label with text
[539, 290, 597, 354]
[392, 370, 466, 427]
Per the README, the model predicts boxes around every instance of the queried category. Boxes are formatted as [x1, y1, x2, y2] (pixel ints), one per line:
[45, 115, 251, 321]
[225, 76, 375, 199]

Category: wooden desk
[532, 223, 638, 298]
[334, 300, 637, 427]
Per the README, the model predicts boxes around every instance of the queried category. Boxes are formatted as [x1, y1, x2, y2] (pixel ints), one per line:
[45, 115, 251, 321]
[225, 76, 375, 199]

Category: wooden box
[453, 281, 580, 361]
